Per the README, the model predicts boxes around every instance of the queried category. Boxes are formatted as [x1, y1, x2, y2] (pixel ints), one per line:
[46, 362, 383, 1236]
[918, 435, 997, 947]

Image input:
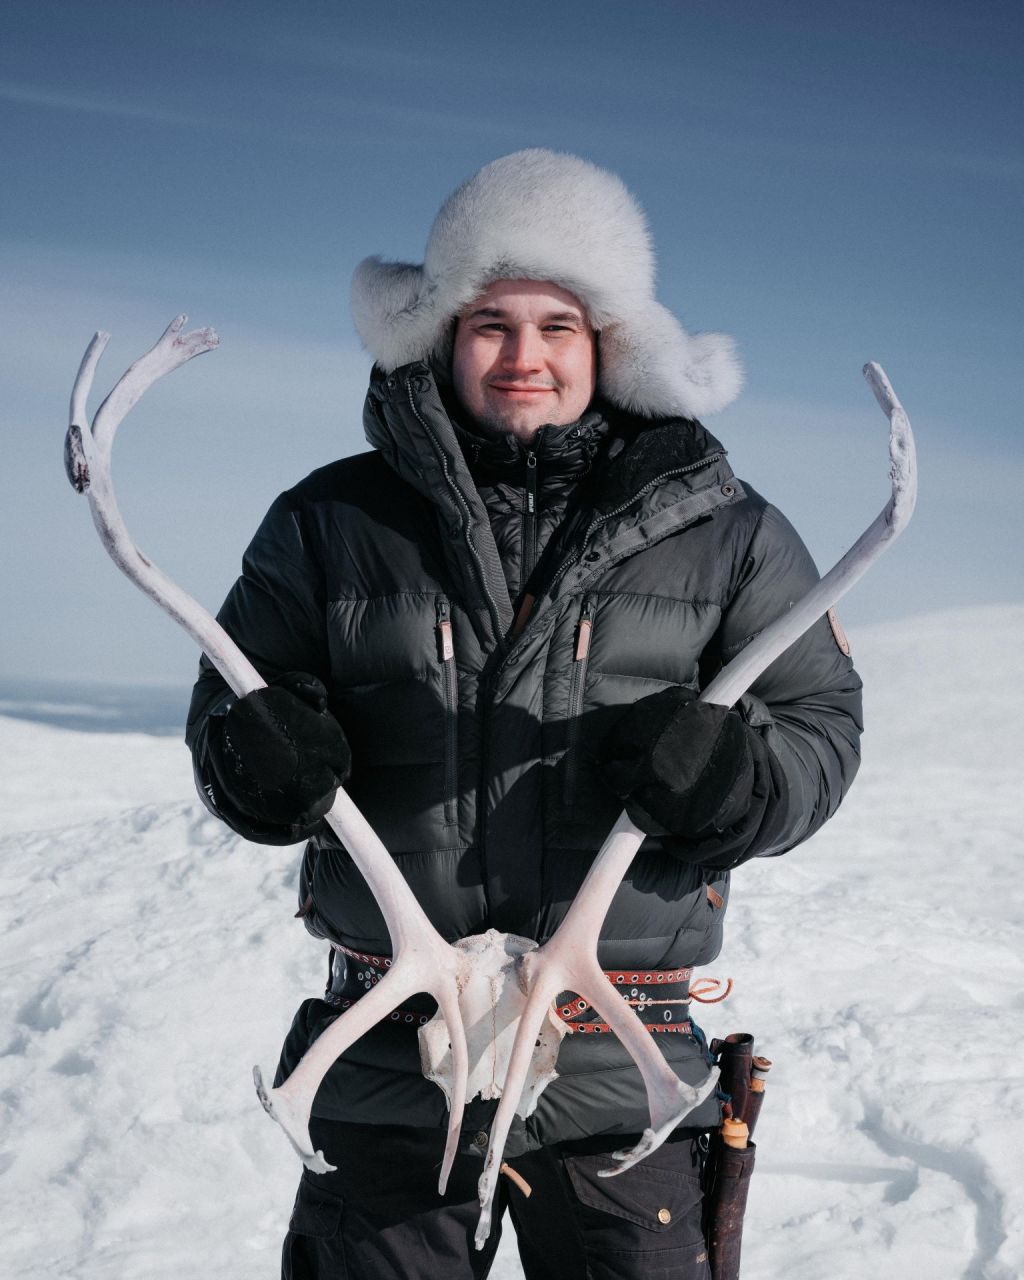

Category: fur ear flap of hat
[350, 148, 742, 418]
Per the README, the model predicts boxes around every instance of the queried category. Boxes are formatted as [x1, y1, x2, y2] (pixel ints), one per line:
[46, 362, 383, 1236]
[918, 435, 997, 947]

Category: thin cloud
[0, 76, 519, 152]
[0, 81, 223, 130]
[209, 27, 451, 78]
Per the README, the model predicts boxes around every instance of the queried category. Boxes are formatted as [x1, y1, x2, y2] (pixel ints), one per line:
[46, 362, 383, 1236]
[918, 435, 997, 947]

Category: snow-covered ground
[1, 605, 1021, 1279]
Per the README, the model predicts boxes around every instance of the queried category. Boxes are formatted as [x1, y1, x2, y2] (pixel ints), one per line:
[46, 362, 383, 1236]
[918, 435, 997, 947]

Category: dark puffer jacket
[186, 362, 863, 1152]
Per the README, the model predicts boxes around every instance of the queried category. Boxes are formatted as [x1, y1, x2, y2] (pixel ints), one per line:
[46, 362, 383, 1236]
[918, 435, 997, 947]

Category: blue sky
[2, 0, 1021, 684]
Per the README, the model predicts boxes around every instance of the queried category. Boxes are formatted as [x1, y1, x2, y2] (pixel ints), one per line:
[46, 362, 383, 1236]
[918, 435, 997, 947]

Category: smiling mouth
[490, 385, 556, 395]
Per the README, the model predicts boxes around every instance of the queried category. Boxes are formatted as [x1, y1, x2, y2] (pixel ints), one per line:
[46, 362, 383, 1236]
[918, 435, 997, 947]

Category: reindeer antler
[65, 318, 474, 1192]
[472, 362, 917, 1246]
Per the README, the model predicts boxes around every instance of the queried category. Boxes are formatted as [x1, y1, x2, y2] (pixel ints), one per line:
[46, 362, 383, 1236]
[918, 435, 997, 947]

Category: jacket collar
[361, 362, 735, 649]
[363, 362, 727, 508]
[451, 410, 609, 485]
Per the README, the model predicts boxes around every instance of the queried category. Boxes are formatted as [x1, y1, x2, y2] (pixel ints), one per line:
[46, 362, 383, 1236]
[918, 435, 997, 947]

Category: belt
[325, 944, 729, 1036]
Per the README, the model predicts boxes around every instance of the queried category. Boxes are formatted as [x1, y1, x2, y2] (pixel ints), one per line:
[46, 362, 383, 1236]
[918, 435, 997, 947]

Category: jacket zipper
[563, 595, 595, 809]
[522, 450, 539, 590]
[406, 382, 508, 654]
[435, 597, 459, 826]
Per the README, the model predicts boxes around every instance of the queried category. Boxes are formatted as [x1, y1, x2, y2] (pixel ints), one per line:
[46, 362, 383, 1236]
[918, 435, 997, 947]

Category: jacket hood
[351, 148, 743, 420]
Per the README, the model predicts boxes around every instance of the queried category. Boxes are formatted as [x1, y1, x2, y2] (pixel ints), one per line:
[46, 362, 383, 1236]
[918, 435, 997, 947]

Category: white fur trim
[599, 304, 744, 418]
[350, 149, 742, 417]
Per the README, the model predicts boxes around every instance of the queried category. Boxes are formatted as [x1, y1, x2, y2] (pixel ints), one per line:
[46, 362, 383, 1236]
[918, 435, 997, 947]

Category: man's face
[451, 279, 597, 442]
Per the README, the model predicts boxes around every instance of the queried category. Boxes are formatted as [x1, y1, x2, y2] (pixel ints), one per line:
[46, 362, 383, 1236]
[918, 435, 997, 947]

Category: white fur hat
[351, 148, 742, 418]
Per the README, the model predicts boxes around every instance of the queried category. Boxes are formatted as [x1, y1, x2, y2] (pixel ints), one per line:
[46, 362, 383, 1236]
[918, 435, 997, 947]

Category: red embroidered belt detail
[554, 966, 694, 1035]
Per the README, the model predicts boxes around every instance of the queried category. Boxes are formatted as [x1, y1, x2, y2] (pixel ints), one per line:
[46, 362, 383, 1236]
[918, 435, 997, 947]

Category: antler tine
[90, 314, 218, 457]
[700, 361, 917, 709]
[434, 977, 472, 1189]
[474, 365, 918, 1245]
[69, 330, 111, 430]
[863, 361, 916, 536]
[66, 318, 470, 1192]
[474, 975, 562, 1247]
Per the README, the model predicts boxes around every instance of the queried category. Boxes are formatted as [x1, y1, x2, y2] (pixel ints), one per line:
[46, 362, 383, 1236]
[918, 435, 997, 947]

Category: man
[187, 149, 862, 1280]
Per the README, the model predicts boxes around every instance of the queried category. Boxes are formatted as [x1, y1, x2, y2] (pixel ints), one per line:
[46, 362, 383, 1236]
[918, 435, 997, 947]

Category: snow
[1, 604, 1021, 1279]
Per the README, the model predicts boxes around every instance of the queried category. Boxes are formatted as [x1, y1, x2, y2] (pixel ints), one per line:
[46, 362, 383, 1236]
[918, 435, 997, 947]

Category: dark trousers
[282, 1118, 710, 1280]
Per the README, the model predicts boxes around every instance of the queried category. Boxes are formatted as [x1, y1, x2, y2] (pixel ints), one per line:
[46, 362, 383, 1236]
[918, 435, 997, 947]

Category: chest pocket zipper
[435, 598, 459, 826]
[563, 596, 595, 810]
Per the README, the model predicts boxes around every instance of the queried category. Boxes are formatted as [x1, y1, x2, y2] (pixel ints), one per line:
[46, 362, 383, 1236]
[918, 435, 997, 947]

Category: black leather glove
[598, 686, 767, 839]
[207, 672, 351, 828]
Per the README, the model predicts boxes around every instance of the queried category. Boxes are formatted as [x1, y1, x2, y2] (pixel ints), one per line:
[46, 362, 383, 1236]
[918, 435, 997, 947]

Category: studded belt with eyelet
[324, 942, 435, 1027]
[554, 966, 695, 1035]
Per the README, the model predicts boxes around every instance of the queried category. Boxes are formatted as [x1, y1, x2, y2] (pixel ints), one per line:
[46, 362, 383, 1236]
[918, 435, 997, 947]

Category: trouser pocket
[281, 1120, 502, 1280]
[282, 1176, 346, 1280]
[508, 1136, 711, 1280]
[561, 1142, 710, 1280]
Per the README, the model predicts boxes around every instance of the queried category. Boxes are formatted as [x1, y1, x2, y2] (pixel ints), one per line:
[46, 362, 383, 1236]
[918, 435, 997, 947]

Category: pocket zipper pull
[575, 600, 594, 662]
[436, 600, 454, 661]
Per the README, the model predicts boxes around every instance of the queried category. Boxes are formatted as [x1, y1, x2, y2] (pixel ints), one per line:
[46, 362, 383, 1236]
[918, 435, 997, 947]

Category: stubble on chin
[465, 393, 553, 440]
[471, 408, 539, 438]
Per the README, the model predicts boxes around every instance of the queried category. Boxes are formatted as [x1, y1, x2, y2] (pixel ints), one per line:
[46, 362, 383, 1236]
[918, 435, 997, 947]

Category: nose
[500, 325, 545, 376]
